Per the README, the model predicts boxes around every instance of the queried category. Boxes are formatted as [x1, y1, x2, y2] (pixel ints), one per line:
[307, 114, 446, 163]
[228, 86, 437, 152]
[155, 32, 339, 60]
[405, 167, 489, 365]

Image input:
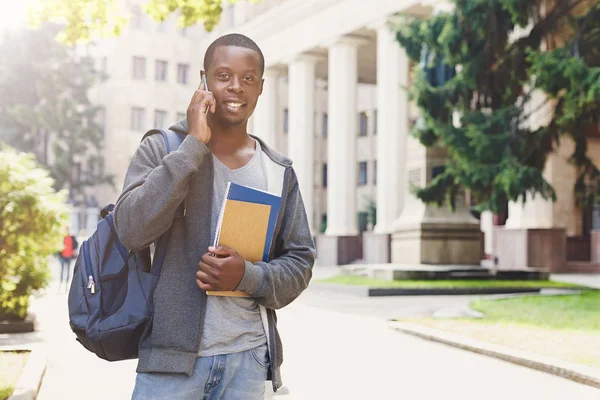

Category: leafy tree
[394, 0, 600, 213]
[28, 0, 262, 45]
[0, 147, 68, 320]
[0, 24, 113, 201]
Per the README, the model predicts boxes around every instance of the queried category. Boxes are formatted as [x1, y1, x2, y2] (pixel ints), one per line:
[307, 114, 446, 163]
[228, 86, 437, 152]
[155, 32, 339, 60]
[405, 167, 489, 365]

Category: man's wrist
[236, 261, 263, 294]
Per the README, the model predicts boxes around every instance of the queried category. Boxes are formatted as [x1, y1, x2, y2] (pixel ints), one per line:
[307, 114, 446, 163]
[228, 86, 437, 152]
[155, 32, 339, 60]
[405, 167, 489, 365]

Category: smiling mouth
[223, 101, 246, 112]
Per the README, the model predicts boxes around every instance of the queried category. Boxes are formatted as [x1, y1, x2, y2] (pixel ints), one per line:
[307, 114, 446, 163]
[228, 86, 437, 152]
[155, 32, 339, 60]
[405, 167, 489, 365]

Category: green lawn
[318, 275, 583, 289]
[0, 351, 29, 400]
[404, 291, 600, 368]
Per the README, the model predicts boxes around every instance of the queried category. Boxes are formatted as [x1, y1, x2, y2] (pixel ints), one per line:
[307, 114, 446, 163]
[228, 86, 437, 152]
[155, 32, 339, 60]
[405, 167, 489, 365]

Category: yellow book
[207, 182, 281, 297]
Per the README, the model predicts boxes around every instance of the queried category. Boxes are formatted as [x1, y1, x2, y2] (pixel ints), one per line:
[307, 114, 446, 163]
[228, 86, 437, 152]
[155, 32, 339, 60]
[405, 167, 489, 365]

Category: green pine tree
[394, 0, 600, 213]
[0, 24, 114, 202]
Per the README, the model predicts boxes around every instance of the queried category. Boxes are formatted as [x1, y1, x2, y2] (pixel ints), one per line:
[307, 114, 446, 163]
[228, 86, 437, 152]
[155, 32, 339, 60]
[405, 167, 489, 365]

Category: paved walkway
[551, 273, 600, 289]
[2, 264, 598, 399]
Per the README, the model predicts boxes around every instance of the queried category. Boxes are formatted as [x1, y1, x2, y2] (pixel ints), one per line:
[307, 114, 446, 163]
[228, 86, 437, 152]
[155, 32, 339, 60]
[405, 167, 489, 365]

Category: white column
[325, 36, 367, 236]
[288, 55, 319, 234]
[252, 68, 280, 148]
[373, 21, 409, 234]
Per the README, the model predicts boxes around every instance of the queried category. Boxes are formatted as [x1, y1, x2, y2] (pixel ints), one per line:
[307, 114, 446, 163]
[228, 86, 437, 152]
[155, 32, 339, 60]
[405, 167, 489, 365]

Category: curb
[311, 282, 564, 297]
[7, 348, 47, 400]
[389, 321, 600, 389]
[367, 287, 542, 297]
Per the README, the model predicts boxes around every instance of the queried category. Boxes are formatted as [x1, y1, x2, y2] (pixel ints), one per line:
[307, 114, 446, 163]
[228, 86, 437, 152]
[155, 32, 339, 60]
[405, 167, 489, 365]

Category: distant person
[59, 228, 78, 288]
[113, 33, 315, 399]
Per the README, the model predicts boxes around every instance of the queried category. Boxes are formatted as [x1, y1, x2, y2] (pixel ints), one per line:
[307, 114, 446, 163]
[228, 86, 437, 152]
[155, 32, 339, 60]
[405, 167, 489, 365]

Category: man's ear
[259, 78, 265, 96]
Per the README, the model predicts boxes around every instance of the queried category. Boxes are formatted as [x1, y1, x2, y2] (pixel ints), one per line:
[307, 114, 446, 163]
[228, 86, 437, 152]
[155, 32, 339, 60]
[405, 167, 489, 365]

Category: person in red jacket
[59, 228, 78, 288]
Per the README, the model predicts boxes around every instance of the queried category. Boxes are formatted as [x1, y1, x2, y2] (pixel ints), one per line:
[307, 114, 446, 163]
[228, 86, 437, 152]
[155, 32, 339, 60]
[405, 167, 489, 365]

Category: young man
[58, 227, 78, 289]
[113, 34, 315, 399]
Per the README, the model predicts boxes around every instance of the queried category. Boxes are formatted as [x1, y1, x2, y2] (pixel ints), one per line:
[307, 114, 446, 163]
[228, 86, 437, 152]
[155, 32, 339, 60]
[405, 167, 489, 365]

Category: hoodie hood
[169, 118, 292, 168]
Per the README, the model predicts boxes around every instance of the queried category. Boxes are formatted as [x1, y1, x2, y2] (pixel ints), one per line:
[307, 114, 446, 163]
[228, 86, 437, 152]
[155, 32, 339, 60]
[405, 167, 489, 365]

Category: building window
[155, 60, 168, 81]
[359, 112, 368, 136]
[358, 161, 368, 185]
[322, 112, 328, 137]
[358, 212, 369, 233]
[96, 107, 106, 136]
[132, 57, 146, 79]
[322, 163, 328, 188]
[432, 165, 446, 179]
[177, 63, 189, 85]
[373, 160, 377, 185]
[373, 109, 377, 135]
[226, 4, 235, 28]
[176, 112, 186, 121]
[131, 107, 145, 131]
[154, 109, 168, 128]
[320, 214, 327, 234]
[99, 57, 107, 74]
[593, 203, 600, 231]
[283, 108, 289, 134]
[131, 6, 142, 29]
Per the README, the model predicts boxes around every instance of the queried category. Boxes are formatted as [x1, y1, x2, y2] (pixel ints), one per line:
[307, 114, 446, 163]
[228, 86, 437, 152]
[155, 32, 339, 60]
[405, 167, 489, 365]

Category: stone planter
[0, 315, 36, 334]
[493, 227, 566, 272]
[362, 231, 391, 264]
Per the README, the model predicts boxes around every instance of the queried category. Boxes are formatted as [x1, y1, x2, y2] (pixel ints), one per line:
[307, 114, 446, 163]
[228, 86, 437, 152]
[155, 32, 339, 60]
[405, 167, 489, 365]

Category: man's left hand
[196, 246, 245, 291]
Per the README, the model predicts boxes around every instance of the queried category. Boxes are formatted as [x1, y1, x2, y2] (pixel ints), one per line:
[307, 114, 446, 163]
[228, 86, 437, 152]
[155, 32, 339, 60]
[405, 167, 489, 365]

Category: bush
[0, 146, 68, 320]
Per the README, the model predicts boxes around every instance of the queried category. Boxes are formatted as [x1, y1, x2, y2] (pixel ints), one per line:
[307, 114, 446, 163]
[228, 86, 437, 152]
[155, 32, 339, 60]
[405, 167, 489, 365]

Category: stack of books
[208, 182, 281, 297]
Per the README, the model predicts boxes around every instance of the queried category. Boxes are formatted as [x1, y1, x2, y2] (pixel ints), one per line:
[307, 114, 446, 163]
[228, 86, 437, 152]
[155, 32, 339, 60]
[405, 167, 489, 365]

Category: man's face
[204, 46, 264, 127]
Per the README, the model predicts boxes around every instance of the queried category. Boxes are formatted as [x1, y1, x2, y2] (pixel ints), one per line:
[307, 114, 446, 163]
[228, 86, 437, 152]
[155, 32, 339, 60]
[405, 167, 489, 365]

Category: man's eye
[244, 76, 254, 82]
[218, 74, 230, 80]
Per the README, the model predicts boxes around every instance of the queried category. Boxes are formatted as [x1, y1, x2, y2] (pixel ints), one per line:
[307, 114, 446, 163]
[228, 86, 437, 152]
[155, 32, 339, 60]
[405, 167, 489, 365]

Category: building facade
[89, 0, 429, 236]
[86, 0, 600, 270]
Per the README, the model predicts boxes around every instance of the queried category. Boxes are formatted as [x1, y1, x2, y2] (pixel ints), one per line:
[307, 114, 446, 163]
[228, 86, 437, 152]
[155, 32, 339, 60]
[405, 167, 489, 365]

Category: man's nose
[228, 76, 244, 93]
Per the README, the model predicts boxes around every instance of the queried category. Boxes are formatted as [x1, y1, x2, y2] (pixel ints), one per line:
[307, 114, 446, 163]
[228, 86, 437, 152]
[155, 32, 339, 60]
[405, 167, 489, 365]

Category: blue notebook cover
[226, 182, 281, 262]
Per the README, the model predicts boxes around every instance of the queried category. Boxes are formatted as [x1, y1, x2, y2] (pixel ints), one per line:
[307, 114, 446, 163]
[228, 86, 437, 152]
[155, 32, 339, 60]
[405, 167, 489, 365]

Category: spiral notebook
[208, 182, 281, 297]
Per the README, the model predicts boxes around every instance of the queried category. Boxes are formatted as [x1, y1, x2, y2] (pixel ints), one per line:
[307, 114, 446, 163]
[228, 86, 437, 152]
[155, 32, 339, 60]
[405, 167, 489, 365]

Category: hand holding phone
[187, 71, 215, 144]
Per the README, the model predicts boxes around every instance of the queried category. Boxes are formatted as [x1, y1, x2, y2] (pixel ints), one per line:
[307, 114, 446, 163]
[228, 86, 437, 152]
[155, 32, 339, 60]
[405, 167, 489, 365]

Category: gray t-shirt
[198, 139, 268, 356]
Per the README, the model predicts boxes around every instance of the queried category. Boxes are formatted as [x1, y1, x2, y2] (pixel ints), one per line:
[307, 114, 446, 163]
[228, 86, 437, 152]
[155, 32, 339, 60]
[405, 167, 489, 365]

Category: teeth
[226, 102, 242, 108]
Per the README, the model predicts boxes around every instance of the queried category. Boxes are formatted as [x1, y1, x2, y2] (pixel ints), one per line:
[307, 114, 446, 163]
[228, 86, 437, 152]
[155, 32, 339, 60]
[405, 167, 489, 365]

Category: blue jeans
[131, 344, 270, 400]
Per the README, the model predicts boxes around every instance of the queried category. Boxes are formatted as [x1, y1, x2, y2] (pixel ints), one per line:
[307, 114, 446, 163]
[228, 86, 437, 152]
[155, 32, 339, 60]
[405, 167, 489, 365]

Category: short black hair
[203, 33, 265, 76]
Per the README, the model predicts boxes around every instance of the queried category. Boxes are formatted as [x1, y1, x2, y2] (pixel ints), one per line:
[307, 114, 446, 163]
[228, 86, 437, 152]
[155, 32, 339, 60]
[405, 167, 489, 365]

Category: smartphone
[201, 72, 209, 90]
[201, 72, 210, 115]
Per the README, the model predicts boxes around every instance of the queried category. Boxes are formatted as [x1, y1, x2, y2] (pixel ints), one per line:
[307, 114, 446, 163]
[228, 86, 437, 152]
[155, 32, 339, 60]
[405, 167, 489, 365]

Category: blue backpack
[68, 129, 184, 361]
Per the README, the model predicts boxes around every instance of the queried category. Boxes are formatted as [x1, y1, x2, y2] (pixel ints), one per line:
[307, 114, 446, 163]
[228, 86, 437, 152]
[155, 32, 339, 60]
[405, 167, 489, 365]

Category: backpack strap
[140, 129, 187, 275]
[161, 129, 185, 153]
[141, 129, 187, 218]
[141, 128, 185, 153]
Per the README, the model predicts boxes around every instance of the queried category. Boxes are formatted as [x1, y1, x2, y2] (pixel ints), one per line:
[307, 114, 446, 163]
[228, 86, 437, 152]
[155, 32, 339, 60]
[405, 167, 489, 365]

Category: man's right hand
[187, 75, 216, 145]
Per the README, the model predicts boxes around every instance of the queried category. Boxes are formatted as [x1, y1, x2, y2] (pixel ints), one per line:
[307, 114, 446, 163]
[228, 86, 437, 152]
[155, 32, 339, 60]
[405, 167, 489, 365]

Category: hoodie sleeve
[113, 133, 210, 251]
[236, 168, 315, 310]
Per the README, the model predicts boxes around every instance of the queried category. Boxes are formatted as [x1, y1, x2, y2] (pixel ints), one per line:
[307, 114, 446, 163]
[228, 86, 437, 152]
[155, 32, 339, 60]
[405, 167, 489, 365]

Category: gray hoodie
[113, 120, 315, 392]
